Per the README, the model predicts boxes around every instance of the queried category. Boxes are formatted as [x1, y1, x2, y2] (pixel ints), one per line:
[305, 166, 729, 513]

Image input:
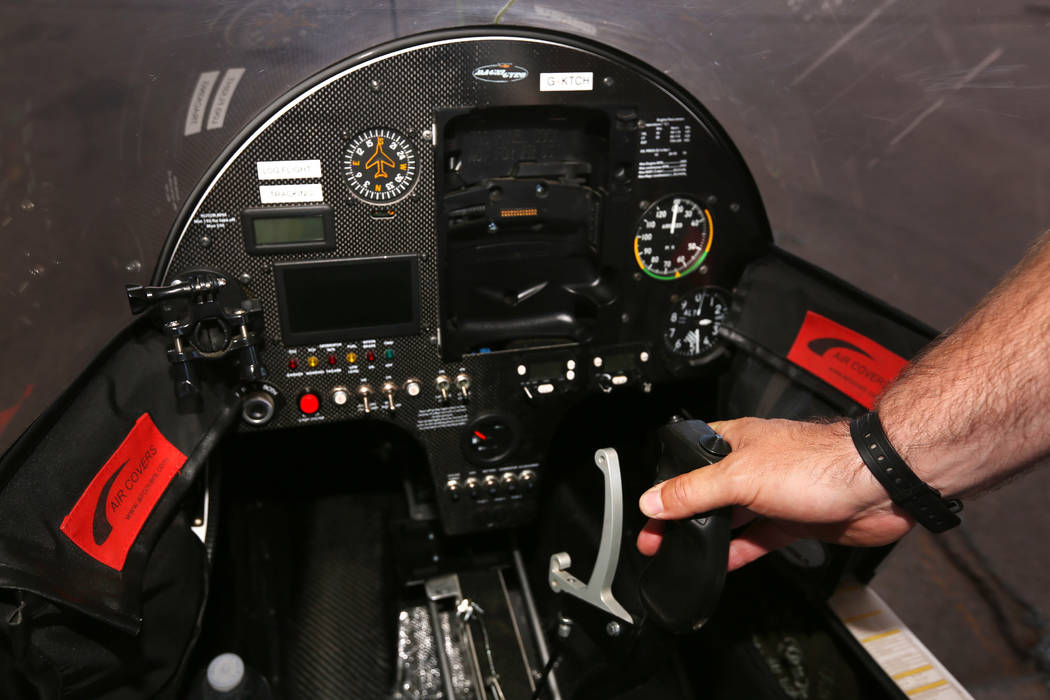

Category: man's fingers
[727, 519, 798, 571]
[636, 519, 665, 556]
[639, 460, 740, 519]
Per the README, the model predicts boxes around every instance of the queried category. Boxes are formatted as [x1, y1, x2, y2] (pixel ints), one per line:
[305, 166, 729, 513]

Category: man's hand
[636, 417, 915, 570]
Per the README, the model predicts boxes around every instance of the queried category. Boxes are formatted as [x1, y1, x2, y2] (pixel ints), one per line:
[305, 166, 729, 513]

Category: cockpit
[3, 12, 1029, 699]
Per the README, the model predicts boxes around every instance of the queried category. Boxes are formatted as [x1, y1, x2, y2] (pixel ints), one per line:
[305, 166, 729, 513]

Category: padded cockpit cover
[0, 317, 239, 699]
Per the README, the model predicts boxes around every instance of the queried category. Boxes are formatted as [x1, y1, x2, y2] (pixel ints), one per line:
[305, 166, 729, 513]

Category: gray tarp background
[2, 1, 1047, 451]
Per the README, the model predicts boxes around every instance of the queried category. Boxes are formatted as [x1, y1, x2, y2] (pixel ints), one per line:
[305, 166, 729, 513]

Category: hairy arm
[637, 232, 1050, 569]
[879, 232, 1050, 498]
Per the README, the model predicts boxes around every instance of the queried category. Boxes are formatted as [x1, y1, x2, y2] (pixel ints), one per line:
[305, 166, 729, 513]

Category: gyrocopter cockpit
[4, 6, 1036, 699]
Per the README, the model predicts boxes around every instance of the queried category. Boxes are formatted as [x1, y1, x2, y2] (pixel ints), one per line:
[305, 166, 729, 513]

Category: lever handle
[639, 418, 731, 633]
[549, 448, 633, 624]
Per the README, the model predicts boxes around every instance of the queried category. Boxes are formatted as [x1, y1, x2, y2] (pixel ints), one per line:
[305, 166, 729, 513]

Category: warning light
[366, 350, 377, 363]
[288, 358, 298, 370]
[384, 348, 395, 360]
[328, 354, 337, 366]
[307, 355, 320, 368]
[346, 352, 358, 364]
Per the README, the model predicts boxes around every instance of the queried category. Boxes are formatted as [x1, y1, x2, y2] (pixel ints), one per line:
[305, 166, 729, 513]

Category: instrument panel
[157, 28, 771, 534]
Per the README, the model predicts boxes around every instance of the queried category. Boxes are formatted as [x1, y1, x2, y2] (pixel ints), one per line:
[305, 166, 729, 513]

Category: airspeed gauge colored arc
[342, 128, 419, 204]
[633, 196, 713, 280]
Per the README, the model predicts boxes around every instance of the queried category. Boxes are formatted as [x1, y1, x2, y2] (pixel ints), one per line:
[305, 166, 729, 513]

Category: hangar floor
[871, 448, 1050, 698]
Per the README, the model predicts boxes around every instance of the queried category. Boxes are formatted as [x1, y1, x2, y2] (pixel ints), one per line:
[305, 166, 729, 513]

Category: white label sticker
[256, 159, 323, 180]
[539, 72, 594, 92]
[206, 68, 245, 131]
[184, 71, 220, 136]
[259, 183, 324, 204]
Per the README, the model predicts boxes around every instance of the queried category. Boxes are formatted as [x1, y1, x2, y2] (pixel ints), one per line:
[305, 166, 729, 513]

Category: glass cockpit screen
[275, 256, 419, 345]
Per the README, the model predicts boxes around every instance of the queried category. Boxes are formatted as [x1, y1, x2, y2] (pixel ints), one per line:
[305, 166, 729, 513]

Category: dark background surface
[1, 1, 1048, 696]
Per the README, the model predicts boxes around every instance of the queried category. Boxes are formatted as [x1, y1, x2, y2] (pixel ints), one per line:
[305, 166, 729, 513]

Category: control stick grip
[639, 418, 731, 633]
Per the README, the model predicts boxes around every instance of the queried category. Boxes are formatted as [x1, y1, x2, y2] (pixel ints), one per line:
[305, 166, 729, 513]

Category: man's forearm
[878, 231, 1050, 498]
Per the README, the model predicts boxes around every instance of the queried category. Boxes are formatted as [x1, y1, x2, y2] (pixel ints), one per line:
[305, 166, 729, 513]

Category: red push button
[299, 392, 320, 415]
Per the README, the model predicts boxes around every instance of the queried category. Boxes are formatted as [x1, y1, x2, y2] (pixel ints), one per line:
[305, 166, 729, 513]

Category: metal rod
[426, 599, 457, 700]
[512, 548, 562, 700]
[498, 567, 537, 692]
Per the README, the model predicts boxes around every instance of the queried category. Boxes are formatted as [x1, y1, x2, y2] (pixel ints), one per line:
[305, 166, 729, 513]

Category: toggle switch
[381, 381, 398, 411]
[358, 383, 374, 413]
[456, 372, 471, 399]
[436, 374, 451, 402]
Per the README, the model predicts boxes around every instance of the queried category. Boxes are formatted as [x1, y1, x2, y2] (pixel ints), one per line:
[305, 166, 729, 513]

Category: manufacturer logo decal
[786, 311, 908, 409]
[807, 337, 873, 359]
[92, 462, 125, 545]
[472, 63, 529, 83]
[61, 413, 187, 571]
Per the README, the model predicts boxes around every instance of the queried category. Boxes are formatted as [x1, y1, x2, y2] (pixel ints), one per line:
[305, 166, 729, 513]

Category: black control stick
[639, 417, 732, 633]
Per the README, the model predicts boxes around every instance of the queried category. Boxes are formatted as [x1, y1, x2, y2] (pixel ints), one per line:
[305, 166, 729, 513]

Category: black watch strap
[849, 411, 962, 533]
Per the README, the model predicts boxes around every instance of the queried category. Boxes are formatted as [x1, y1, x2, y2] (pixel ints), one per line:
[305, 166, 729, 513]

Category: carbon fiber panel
[160, 30, 771, 534]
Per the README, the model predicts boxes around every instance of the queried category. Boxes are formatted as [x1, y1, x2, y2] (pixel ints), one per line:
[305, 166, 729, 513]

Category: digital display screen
[529, 359, 565, 379]
[275, 256, 419, 344]
[253, 215, 326, 246]
[603, 352, 637, 374]
[242, 205, 334, 253]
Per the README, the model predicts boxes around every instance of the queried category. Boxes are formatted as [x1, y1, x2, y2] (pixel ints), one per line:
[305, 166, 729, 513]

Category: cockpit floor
[282, 495, 393, 699]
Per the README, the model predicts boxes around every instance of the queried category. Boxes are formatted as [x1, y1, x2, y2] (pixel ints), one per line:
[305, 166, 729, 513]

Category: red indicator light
[366, 350, 376, 363]
[299, 392, 320, 415]
[328, 354, 337, 366]
[474, 431, 487, 440]
[288, 358, 298, 370]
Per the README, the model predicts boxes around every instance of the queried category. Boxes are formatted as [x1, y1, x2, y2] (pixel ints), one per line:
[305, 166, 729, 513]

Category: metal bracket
[548, 448, 633, 624]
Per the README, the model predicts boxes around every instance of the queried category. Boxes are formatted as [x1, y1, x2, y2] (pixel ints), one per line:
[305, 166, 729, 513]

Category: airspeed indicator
[633, 196, 712, 280]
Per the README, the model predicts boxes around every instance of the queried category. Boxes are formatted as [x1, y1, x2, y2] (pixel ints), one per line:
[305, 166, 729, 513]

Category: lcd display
[253, 216, 326, 246]
[529, 359, 565, 379]
[603, 352, 638, 374]
[242, 205, 335, 253]
[275, 256, 419, 344]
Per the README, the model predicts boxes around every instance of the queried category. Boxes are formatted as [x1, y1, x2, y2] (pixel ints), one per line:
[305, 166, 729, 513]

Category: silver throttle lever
[639, 417, 731, 633]
[548, 448, 634, 624]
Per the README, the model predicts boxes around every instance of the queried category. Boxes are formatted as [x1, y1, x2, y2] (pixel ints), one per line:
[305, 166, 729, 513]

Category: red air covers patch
[61, 413, 187, 571]
[786, 311, 908, 409]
